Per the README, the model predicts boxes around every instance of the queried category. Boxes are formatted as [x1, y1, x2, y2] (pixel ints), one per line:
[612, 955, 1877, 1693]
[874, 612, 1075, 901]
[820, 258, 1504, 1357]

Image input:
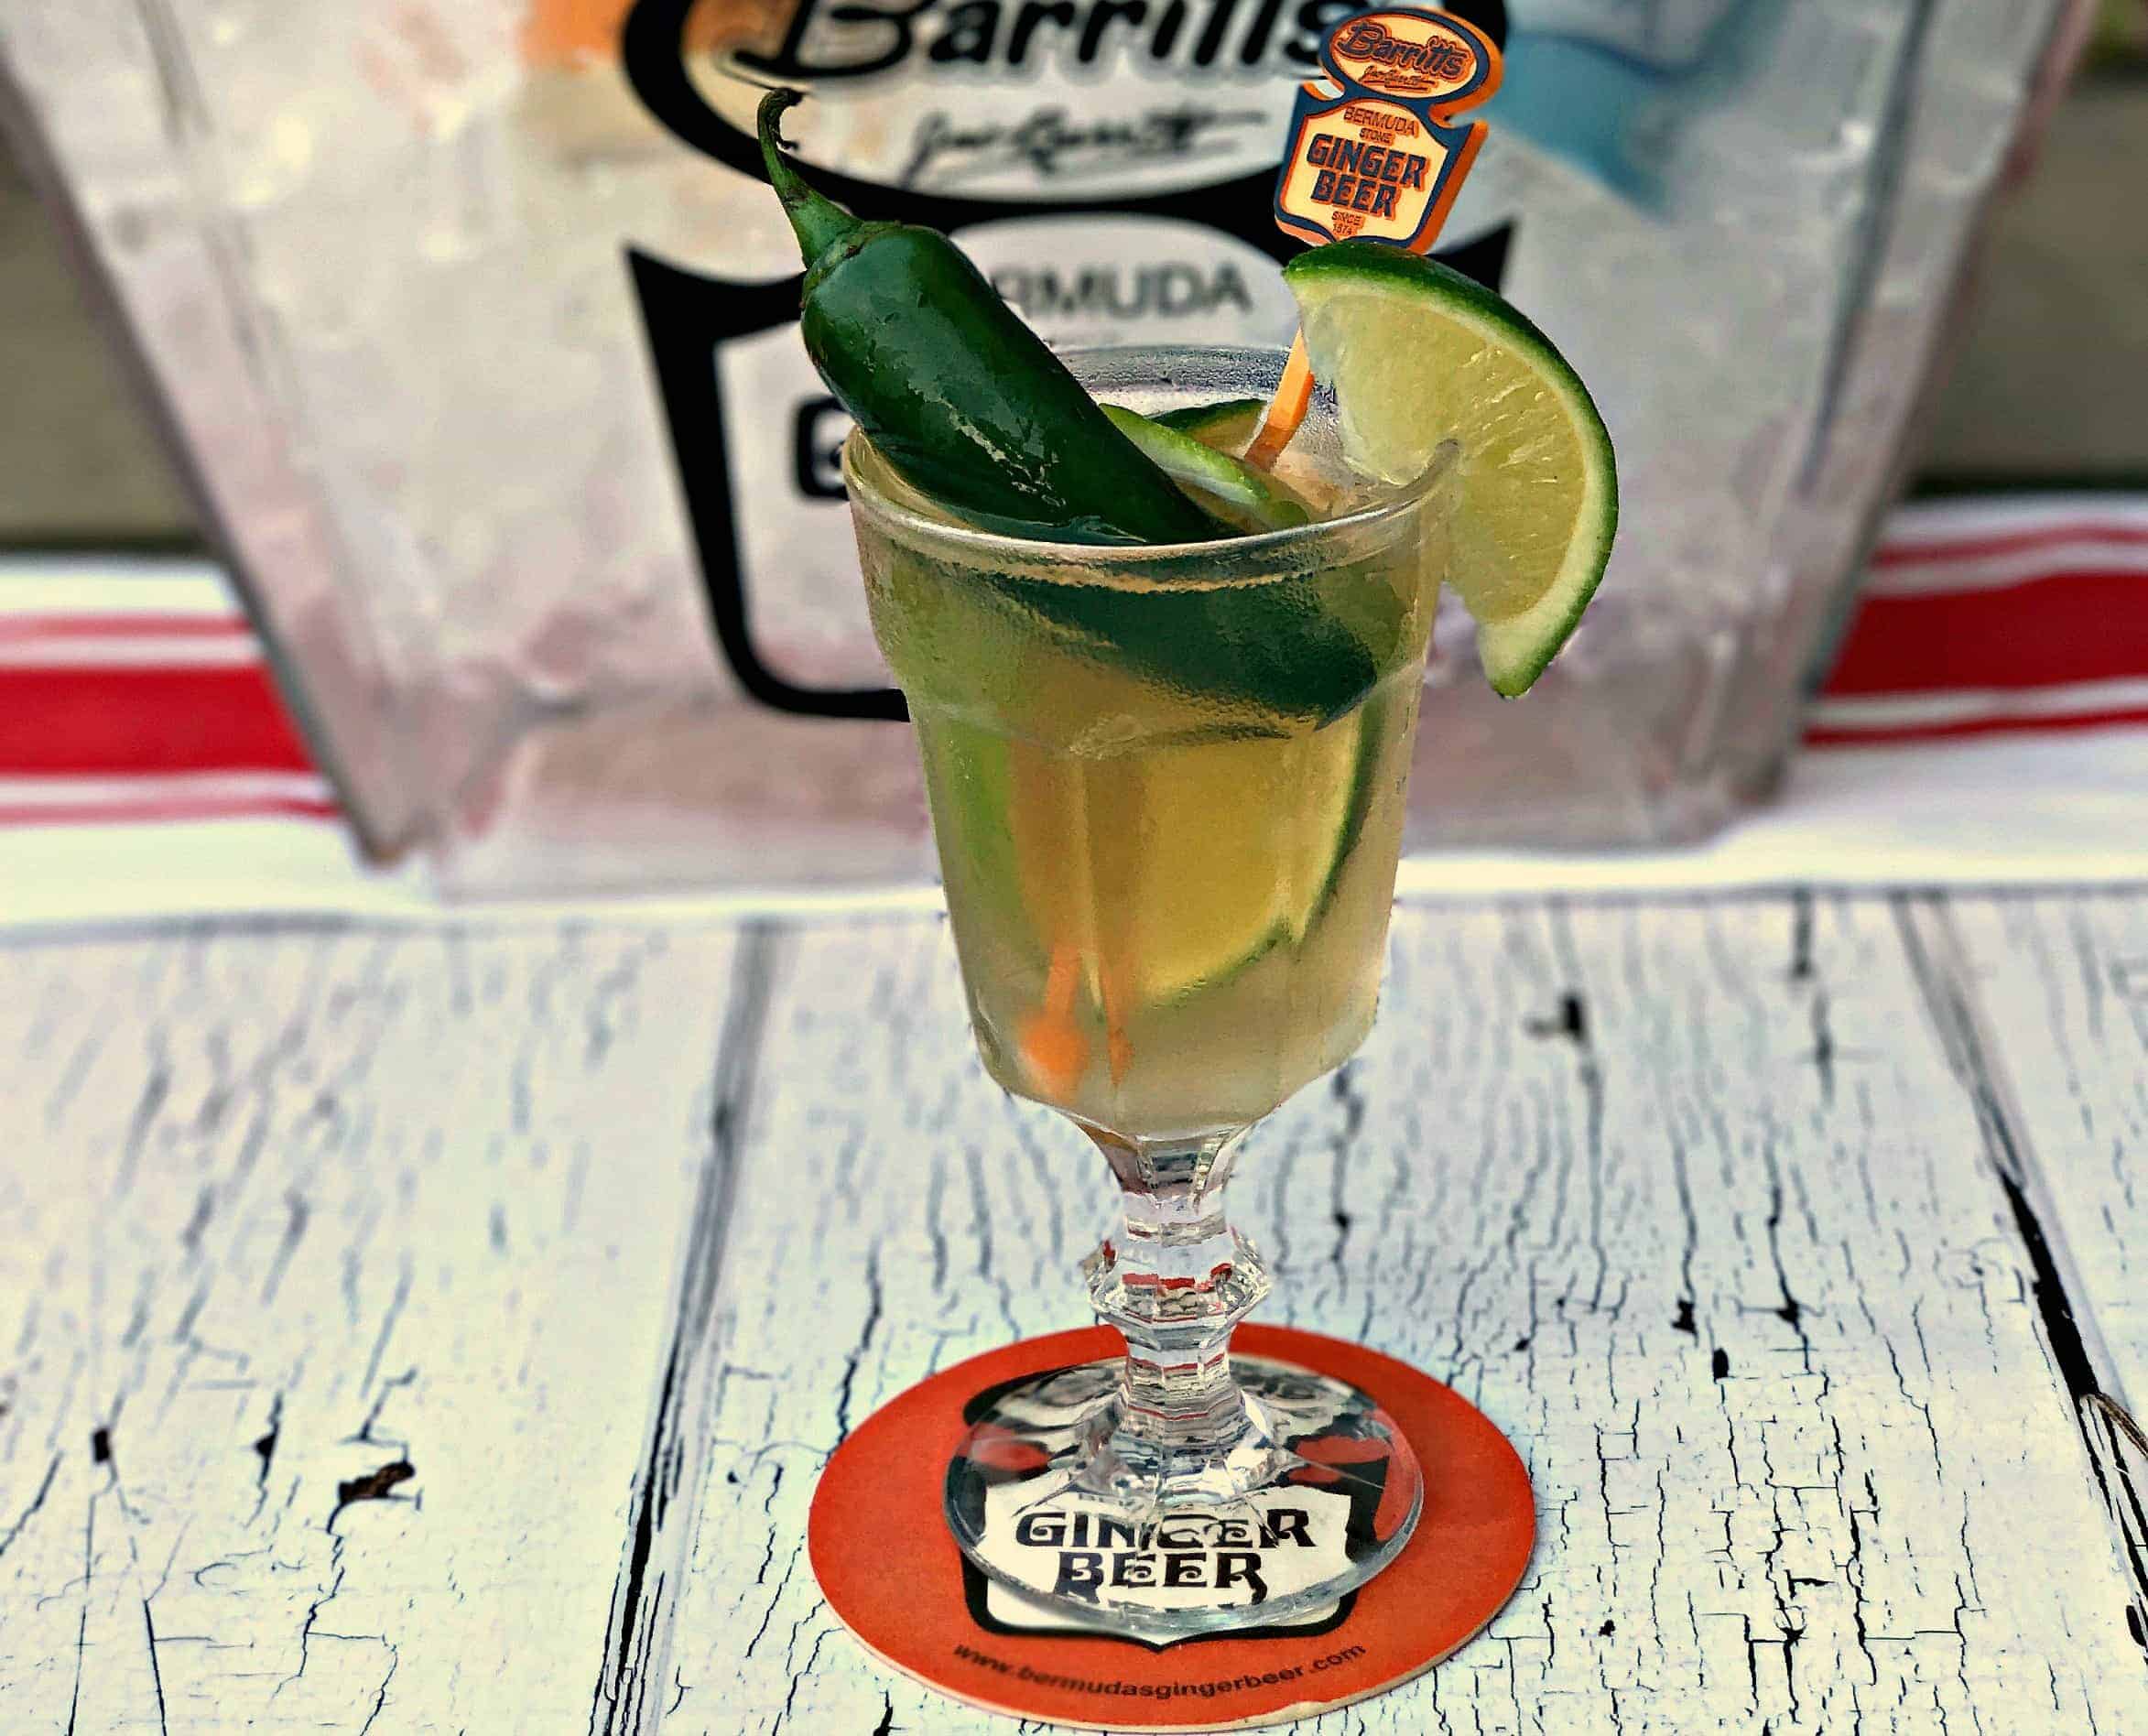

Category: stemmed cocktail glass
[848, 345, 1453, 1639]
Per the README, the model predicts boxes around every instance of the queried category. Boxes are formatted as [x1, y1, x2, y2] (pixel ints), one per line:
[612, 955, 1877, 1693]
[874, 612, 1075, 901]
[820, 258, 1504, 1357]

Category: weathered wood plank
[0, 923, 739, 1734]
[1914, 892, 2148, 1639]
[655, 916, 1088, 1736]
[6, 895, 2145, 1733]
[662, 897, 2148, 1733]
[1933, 894, 2148, 1412]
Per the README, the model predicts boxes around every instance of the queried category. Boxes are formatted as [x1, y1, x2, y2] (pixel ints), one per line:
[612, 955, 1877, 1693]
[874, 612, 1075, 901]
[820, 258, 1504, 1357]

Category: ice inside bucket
[0, 0, 2084, 889]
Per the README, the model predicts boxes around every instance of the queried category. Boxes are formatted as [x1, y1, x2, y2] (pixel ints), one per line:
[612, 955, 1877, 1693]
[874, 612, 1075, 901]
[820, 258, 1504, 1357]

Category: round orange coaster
[810, 1324, 1535, 1731]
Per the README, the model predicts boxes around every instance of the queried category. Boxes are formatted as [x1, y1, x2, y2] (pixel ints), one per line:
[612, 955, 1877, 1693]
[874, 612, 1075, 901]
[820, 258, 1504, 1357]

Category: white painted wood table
[4, 891, 2147, 1733]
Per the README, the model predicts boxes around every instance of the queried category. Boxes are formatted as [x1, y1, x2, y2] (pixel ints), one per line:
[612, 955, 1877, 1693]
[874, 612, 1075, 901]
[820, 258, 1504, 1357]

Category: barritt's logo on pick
[1272, 7, 1503, 251]
[1325, 15, 1485, 98]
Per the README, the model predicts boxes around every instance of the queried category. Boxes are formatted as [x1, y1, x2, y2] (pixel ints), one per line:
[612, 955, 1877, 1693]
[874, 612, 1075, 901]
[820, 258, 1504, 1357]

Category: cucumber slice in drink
[1154, 396, 1266, 447]
[1101, 404, 1313, 533]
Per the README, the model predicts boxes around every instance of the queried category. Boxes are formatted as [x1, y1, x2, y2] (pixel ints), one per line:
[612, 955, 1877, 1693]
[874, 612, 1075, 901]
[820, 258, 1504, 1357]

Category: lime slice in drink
[1285, 241, 1618, 697]
[1100, 404, 1312, 533]
[1072, 706, 1370, 1008]
[926, 680, 1376, 1014]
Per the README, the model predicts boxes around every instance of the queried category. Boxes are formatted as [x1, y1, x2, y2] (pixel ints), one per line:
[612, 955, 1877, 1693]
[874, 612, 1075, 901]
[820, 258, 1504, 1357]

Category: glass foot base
[944, 1352, 1423, 1642]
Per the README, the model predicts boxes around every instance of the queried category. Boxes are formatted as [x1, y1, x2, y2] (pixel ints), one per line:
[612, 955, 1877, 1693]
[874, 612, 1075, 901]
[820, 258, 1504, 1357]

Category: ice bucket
[0, 0, 2085, 888]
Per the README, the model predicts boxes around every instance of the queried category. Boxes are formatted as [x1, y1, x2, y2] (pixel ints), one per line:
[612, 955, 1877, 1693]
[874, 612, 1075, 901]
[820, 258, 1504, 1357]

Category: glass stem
[1082, 1128, 1274, 1481]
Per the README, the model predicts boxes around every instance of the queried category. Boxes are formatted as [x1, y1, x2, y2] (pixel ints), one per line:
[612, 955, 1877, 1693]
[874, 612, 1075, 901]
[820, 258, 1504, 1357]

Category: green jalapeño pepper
[759, 89, 1220, 547]
[757, 90, 1394, 723]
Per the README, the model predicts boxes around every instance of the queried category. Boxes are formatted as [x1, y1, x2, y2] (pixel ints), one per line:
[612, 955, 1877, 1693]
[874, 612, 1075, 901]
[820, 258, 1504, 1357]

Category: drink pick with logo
[1273, 7, 1502, 252]
[1247, 6, 1503, 468]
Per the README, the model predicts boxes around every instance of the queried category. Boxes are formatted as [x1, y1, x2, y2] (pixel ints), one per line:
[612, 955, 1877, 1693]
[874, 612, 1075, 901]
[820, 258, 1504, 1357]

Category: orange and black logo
[808, 1324, 1535, 1728]
[1273, 6, 1502, 252]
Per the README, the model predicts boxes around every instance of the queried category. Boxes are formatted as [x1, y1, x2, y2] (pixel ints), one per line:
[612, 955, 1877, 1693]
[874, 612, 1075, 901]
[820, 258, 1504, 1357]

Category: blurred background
[8, 9, 2143, 545]
[2, 0, 2145, 909]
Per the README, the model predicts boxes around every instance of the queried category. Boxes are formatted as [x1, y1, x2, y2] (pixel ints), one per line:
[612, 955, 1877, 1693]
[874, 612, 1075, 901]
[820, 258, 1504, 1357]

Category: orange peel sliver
[1016, 942, 1090, 1097]
[1243, 331, 1314, 472]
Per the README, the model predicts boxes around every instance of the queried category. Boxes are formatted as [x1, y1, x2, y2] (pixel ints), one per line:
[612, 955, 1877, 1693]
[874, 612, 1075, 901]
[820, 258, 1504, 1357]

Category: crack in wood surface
[655, 899, 2148, 1732]
[1, 898, 2144, 1731]
[1895, 895, 2148, 1647]
[591, 926, 782, 1736]
[1, 925, 739, 1729]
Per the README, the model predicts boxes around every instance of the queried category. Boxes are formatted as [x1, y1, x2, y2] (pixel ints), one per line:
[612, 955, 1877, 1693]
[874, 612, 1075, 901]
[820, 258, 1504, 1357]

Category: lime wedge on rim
[1100, 403, 1312, 533]
[1285, 241, 1618, 697]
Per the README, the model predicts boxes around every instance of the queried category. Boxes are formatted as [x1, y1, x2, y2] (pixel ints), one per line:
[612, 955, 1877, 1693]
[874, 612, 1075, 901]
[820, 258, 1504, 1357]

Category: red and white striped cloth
[0, 565, 332, 829]
[4, 496, 2146, 922]
[1808, 497, 2148, 747]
